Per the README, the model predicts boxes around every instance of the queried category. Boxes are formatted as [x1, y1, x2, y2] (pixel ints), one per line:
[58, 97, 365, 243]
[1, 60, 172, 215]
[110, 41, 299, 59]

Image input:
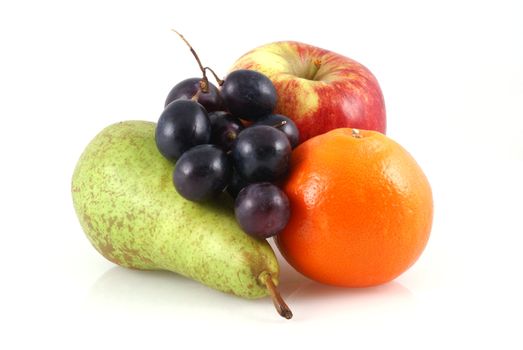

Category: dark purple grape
[226, 170, 250, 199]
[254, 114, 300, 148]
[173, 145, 231, 202]
[232, 125, 291, 182]
[221, 69, 277, 121]
[208, 111, 244, 151]
[165, 78, 223, 112]
[234, 183, 290, 239]
[155, 100, 210, 161]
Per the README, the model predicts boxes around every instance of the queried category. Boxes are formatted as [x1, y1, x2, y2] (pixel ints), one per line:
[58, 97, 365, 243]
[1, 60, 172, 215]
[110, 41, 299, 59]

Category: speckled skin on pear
[72, 121, 279, 298]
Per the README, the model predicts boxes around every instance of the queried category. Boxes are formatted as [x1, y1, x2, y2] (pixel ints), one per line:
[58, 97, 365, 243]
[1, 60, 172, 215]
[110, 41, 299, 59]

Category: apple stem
[309, 59, 322, 80]
[260, 273, 293, 320]
[171, 29, 210, 93]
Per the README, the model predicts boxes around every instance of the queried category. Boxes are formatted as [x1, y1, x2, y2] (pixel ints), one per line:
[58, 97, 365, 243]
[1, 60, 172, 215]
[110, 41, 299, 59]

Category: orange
[276, 128, 433, 287]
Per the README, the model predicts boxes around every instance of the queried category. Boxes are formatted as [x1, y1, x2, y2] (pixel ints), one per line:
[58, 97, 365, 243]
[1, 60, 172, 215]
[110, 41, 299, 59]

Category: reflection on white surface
[85, 242, 415, 323]
[85, 266, 252, 317]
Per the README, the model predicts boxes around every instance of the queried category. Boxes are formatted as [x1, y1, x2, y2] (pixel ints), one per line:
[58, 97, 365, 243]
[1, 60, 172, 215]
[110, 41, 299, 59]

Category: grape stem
[204, 67, 224, 86]
[171, 29, 210, 93]
[226, 131, 237, 141]
[273, 120, 287, 129]
[259, 272, 293, 319]
[191, 89, 202, 102]
[171, 29, 224, 93]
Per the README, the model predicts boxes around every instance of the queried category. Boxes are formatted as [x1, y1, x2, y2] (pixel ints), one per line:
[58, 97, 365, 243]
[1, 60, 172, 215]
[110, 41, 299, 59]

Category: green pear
[72, 121, 291, 318]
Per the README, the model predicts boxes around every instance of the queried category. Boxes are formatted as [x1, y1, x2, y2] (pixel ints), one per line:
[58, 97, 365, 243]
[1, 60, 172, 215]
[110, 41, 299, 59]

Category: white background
[1, 0, 522, 348]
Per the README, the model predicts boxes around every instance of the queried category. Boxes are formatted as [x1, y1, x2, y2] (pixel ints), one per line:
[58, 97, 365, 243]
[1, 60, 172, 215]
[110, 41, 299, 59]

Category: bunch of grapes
[154, 34, 299, 240]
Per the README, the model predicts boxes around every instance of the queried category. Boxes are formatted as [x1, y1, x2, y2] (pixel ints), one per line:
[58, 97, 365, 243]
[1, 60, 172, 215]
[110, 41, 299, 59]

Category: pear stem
[261, 273, 293, 319]
[171, 29, 210, 93]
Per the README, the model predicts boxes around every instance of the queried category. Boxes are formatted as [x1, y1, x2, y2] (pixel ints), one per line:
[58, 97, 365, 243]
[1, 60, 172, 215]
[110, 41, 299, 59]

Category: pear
[72, 121, 291, 318]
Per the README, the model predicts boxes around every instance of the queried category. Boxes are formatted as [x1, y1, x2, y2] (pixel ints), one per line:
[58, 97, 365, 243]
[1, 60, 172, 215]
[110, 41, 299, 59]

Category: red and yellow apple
[230, 41, 386, 142]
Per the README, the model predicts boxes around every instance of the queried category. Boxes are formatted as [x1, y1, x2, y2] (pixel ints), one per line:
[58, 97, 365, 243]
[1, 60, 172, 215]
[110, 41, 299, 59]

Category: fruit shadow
[269, 240, 415, 320]
[85, 266, 288, 322]
[277, 256, 414, 299]
[85, 248, 415, 323]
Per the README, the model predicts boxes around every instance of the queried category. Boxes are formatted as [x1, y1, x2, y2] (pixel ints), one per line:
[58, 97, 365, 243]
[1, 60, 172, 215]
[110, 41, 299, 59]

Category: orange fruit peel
[276, 128, 433, 287]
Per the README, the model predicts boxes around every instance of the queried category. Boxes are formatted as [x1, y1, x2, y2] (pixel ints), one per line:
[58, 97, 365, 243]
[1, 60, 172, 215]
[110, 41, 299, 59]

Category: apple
[230, 41, 386, 142]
